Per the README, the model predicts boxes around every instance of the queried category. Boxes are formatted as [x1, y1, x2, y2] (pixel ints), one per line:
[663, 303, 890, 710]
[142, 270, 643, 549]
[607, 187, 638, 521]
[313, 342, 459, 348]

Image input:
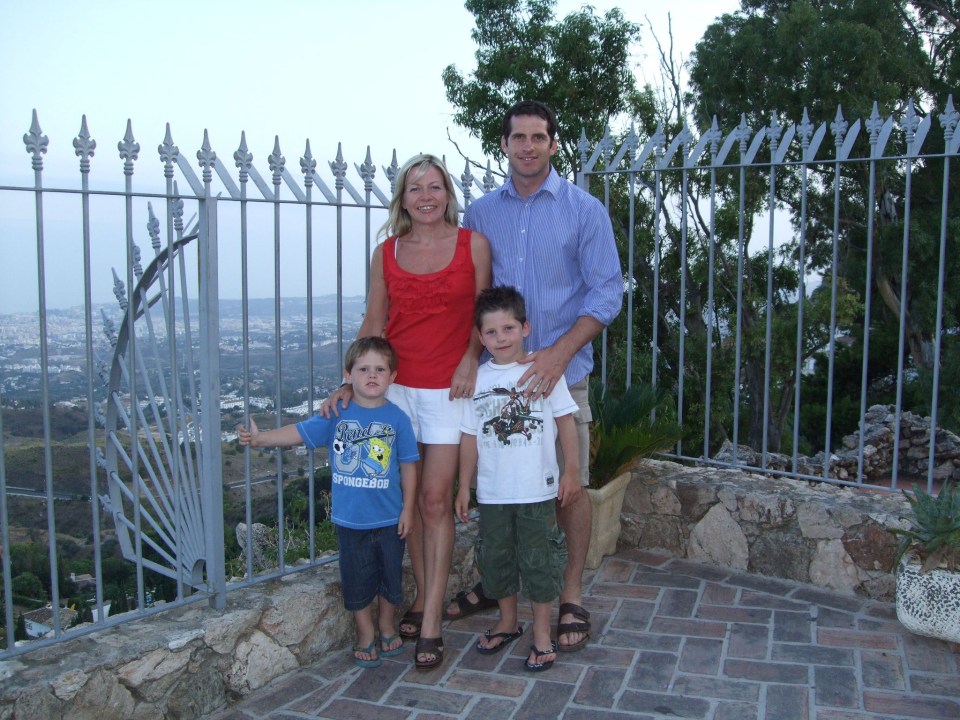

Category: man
[446, 100, 622, 652]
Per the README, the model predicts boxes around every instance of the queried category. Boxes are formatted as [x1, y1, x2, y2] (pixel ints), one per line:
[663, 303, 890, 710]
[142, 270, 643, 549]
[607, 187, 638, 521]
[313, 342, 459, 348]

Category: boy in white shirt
[455, 286, 580, 672]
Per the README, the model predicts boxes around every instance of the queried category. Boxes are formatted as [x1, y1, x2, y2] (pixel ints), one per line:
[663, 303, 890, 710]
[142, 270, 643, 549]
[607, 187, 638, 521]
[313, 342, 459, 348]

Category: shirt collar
[502, 166, 563, 200]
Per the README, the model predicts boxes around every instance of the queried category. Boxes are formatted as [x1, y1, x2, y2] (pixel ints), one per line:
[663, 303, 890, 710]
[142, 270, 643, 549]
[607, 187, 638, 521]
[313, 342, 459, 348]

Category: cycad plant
[891, 480, 960, 573]
[588, 380, 682, 489]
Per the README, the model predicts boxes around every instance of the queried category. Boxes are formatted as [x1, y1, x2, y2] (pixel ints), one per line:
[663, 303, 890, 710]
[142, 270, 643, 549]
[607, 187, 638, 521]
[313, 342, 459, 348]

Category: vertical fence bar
[761, 115, 782, 468]
[268, 138, 286, 569]
[731, 116, 751, 461]
[791, 112, 813, 475]
[303, 141, 318, 561]
[75, 116, 105, 624]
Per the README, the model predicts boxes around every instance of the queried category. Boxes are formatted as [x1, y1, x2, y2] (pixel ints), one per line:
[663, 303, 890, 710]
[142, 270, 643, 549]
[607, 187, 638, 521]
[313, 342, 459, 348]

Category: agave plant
[588, 380, 682, 489]
[891, 480, 960, 573]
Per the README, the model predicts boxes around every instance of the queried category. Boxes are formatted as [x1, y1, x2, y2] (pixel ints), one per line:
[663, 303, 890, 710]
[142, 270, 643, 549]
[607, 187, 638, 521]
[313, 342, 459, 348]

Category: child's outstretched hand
[237, 418, 259, 447]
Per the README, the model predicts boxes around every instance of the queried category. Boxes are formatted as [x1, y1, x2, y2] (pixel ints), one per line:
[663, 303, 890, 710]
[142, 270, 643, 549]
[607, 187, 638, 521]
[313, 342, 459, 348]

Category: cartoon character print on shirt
[331, 420, 396, 478]
[474, 386, 543, 447]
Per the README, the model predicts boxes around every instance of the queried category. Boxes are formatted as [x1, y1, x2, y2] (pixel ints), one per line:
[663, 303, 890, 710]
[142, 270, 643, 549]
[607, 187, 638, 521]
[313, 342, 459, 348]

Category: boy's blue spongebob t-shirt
[296, 401, 418, 530]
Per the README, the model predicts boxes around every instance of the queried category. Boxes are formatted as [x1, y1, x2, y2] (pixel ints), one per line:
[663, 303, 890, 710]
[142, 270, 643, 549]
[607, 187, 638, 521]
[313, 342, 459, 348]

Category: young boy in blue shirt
[455, 286, 580, 672]
[239, 337, 418, 668]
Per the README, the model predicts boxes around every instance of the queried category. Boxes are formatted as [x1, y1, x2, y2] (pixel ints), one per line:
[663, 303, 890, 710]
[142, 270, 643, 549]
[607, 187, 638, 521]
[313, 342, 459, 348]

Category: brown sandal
[399, 609, 423, 640]
[443, 582, 498, 621]
[414, 635, 444, 669]
[556, 602, 590, 652]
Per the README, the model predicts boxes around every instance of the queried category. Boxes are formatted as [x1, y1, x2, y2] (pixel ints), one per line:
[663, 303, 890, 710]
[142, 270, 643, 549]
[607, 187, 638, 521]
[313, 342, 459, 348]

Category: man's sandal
[414, 635, 444, 669]
[399, 609, 423, 640]
[442, 582, 498, 621]
[556, 602, 591, 652]
[524, 642, 557, 672]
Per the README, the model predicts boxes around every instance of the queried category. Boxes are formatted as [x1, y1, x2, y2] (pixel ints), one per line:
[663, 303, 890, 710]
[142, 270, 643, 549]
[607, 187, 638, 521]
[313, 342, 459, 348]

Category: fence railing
[1, 96, 958, 658]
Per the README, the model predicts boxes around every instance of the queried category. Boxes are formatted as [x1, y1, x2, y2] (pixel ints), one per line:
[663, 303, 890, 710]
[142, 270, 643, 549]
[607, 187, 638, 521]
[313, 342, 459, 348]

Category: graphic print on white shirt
[474, 386, 544, 448]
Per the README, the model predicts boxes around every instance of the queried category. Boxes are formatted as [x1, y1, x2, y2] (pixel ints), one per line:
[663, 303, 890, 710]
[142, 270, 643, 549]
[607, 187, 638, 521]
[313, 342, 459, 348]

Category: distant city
[0, 295, 367, 409]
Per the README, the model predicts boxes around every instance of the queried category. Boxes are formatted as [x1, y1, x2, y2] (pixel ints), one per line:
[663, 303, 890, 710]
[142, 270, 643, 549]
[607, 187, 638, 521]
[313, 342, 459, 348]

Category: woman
[322, 154, 491, 669]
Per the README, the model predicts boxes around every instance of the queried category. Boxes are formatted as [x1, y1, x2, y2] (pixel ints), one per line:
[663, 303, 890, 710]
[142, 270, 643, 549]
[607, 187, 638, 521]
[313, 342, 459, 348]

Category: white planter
[585, 471, 632, 570]
[895, 555, 960, 644]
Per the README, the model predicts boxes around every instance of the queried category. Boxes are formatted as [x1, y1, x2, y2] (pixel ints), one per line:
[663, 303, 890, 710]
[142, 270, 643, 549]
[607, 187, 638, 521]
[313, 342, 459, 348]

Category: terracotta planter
[895, 555, 960, 644]
[584, 471, 632, 570]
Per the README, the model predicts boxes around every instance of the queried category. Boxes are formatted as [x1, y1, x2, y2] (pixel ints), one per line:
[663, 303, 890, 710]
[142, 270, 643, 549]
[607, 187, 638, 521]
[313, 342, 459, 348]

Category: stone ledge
[621, 459, 909, 600]
[0, 529, 480, 720]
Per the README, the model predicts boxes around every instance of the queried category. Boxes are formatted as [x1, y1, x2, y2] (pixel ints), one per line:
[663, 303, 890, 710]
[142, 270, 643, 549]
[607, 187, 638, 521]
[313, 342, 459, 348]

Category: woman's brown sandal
[399, 609, 423, 640]
[414, 635, 444, 669]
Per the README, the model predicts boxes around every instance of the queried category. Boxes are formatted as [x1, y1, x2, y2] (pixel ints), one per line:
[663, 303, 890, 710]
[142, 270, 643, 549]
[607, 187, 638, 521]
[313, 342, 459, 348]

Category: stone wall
[0, 535, 481, 720]
[0, 461, 913, 718]
[621, 459, 910, 600]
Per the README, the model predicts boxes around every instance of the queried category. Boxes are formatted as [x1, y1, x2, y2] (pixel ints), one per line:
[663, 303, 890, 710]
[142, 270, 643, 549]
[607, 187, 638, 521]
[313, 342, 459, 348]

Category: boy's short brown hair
[345, 336, 398, 372]
[474, 285, 527, 328]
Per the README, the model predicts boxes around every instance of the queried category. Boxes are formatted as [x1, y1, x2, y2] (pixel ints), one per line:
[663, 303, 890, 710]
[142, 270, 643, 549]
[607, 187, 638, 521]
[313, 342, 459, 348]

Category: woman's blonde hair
[379, 154, 458, 238]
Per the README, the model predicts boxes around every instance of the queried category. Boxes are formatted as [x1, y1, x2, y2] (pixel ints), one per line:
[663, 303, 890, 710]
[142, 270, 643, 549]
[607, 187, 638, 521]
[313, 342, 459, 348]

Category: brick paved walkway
[206, 549, 959, 720]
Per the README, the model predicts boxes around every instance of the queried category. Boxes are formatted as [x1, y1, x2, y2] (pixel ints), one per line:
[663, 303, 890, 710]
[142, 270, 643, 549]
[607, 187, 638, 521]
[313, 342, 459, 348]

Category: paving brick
[384, 686, 472, 715]
[446, 669, 527, 697]
[678, 637, 723, 674]
[627, 651, 678, 691]
[771, 643, 853, 666]
[514, 680, 575, 720]
[739, 591, 808, 611]
[817, 627, 899, 650]
[791, 587, 863, 613]
[287, 677, 352, 714]
[617, 548, 673, 567]
[728, 622, 771, 659]
[773, 610, 815, 643]
[599, 558, 637, 583]
[813, 607, 857, 629]
[765, 684, 810, 720]
[698, 605, 772, 624]
[563, 707, 657, 720]
[648, 616, 727, 639]
[634, 570, 702, 589]
[863, 690, 960, 719]
[464, 698, 517, 719]
[901, 633, 959, 673]
[702, 582, 738, 605]
[665, 559, 732, 582]
[728, 574, 798, 597]
[558, 644, 636, 669]
[814, 712, 877, 719]
[659, 588, 699, 618]
[724, 659, 809, 684]
[317, 698, 411, 720]
[341, 660, 406, 702]
[591, 582, 661, 601]
[572, 666, 627, 708]
[617, 690, 711, 719]
[713, 700, 760, 719]
[814, 665, 858, 708]
[860, 650, 904, 690]
[671, 675, 761, 702]
[910, 673, 960, 698]
[610, 599, 655, 632]
[244, 673, 327, 713]
[601, 630, 681, 652]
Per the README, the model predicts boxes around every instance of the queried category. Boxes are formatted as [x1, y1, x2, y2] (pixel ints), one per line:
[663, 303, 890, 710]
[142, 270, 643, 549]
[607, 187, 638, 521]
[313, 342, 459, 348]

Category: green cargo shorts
[476, 499, 567, 604]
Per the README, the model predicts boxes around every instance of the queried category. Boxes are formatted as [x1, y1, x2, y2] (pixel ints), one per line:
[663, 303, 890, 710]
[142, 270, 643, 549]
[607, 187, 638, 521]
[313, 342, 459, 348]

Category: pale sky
[0, 0, 739, 313]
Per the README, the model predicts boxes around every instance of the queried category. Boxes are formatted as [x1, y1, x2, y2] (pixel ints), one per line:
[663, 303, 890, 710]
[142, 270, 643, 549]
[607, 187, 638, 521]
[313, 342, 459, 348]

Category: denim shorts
[336, 524, 406, 611]
[476, 499, 567, 604]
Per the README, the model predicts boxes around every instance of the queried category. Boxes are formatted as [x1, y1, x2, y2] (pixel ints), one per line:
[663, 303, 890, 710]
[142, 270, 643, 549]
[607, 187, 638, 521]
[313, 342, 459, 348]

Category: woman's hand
[449, 352, 479, 400]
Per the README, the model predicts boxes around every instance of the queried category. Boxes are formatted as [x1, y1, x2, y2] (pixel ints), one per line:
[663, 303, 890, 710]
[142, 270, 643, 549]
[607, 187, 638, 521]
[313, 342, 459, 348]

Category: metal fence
[1, 96, 958, 658]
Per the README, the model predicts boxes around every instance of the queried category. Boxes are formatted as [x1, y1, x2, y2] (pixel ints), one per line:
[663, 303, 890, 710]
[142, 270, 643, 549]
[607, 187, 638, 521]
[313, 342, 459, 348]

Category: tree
[442, 0, 654, 175]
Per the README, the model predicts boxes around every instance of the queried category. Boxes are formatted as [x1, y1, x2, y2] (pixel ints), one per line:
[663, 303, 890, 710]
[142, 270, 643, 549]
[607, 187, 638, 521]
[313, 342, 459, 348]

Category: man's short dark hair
[502, 100, 558, 141]
[345, 336, 398, 372]
[474, 285, 527, 328]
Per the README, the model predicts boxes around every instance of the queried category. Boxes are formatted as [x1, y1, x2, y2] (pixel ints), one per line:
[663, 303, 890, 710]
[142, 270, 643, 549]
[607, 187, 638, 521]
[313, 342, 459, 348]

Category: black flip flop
[524, 642, 557, 672]
[475, 626, 524, 655]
